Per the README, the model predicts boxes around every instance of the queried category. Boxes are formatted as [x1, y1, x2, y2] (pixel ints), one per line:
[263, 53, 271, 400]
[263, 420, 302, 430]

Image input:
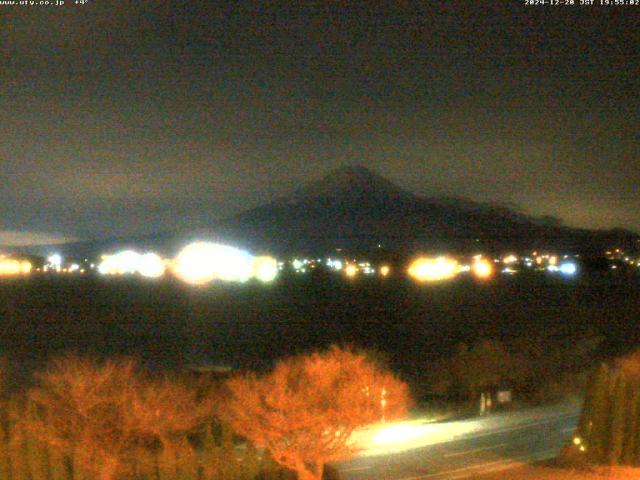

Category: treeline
[0, 346, 409, 480]
[574, 350, 640, 465]
[0, 356, 292, 480]
[426, 334, 603, 403]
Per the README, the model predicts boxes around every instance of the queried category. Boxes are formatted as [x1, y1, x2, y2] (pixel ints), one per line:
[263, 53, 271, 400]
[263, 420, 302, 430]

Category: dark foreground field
[0, 270, 638, 384]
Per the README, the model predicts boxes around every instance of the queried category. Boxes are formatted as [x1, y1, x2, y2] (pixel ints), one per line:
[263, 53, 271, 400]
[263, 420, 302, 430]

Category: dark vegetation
[428, 335, 602, 404]
[570, 350, 640, 466]
[0, 347, 408, 480]
[0, 356, 295, 480]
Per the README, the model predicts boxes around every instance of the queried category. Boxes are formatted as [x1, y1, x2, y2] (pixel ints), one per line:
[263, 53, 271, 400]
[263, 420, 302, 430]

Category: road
[337, 402, 580, 480]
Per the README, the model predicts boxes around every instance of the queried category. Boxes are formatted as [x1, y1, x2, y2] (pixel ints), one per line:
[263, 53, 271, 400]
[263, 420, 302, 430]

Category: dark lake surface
[1, 271, 638, 383]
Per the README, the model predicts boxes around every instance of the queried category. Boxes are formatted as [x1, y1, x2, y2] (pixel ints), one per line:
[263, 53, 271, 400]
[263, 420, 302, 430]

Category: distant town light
[408, 256, 459, 282]
[502, 254, 518, 265]
[137, 253, 166, 278]
[559, 262, 578, 276]
[98, 250, 142, 275]
[379, 265, 390, 277]
[47, 253, 62, 267]
[173, 242, 253, 285]
[472, 258, 494, 279]
[253, 256, 278, 282]
[345, 264, 358, 278]
[0, 259, 32, 276]
[94, 249, 165, 278]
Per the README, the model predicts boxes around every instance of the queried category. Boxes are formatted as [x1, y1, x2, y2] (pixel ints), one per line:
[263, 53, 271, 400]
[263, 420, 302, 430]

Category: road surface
[337, 402, 580, 480]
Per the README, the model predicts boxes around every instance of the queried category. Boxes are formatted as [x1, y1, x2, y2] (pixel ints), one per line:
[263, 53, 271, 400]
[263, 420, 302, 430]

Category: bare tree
[220, 346, 410, 480]
[28, 355, 213, 480]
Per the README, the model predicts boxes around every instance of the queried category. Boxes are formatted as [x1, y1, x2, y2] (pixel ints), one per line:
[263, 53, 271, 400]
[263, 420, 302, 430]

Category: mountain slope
[215, 166, 638, 254]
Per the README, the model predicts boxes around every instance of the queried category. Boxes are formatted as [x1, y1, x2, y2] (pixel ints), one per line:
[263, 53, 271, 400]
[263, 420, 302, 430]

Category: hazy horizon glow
[1, 5, 638, 239]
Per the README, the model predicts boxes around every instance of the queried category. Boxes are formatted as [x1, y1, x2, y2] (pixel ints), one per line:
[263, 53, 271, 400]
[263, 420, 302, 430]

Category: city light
[345, 264, 358, 278]
[379, 265, 390, 277]
[98, 250, 141, 275]
[253, 256, 278, 283]
[173, 242, 254, 285]
[407, 256, 459, 282]
[0, 258, 32, 276]
[502, 254, 518, 265]
[471, 257, 494, 279]
[360, 262, 374, 275]
[46, 253, 63, 272]
[137, 253, 166, 278]
[95, 244, 280, 283]
[559, 262, 578, 276]
[97, 250, 166, 278]
[47, 254, 62, 267]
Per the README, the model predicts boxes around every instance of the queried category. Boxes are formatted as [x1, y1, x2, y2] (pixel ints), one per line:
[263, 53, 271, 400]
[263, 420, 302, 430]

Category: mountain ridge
[6, 166, 638, 257]
[215, 166, 638, 255]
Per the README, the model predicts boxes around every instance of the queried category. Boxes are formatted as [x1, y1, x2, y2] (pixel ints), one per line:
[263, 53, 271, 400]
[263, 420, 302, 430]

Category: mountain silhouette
[212, 166, 637, 255]
[10, 166, 638, 258]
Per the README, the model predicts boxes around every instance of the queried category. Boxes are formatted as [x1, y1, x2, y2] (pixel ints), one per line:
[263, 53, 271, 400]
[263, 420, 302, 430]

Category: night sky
[1, 2, 639, 246]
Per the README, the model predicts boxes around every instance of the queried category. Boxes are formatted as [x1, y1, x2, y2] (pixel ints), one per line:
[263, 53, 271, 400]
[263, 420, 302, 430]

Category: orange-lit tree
[575, 350, 640, 465]
[220, 346, 411, 480]
[28, 355, 213, 480]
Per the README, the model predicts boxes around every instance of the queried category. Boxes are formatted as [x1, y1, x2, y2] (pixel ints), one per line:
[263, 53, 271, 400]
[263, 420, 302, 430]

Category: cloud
[0, 231, 76, 247]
